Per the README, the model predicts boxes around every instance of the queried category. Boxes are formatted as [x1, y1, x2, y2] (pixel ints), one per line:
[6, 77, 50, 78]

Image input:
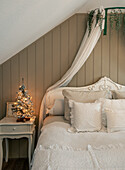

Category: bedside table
[0, 117, 35, 170]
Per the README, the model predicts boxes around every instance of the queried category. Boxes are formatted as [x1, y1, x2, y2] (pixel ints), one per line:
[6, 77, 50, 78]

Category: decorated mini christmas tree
[12, 78, 34, 121]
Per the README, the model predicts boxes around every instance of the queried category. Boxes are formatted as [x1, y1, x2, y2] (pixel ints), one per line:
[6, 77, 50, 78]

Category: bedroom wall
[0, 13, 125, 158]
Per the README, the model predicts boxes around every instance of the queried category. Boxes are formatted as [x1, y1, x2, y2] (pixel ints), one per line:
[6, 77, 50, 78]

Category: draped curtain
[38, 7, 105, 135]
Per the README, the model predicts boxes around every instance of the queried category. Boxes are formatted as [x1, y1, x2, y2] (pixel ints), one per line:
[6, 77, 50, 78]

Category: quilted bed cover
[32, 121, 125, 170]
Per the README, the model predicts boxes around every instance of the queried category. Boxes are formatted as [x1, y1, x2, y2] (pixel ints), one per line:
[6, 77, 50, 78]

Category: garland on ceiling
[88, 7, 125, 36]
[88, 8, 104, 34]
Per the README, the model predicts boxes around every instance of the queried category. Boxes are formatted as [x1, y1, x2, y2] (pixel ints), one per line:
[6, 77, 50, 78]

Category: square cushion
[62, 89, 112, 121]
[68, 100, 101, 132]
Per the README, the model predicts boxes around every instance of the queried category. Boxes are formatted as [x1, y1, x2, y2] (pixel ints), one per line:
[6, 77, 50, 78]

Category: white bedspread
[32, 122, 125, 170]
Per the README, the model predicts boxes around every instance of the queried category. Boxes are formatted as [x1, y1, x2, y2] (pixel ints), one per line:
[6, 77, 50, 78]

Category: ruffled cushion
[68, 100, 101, 132]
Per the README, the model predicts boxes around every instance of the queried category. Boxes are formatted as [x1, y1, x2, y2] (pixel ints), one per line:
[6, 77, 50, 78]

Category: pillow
[104, 99, 125, 110]
[106, 110, 125, 133]
[104, 99, 125, 132]
[48, 99, 64, 116]
[62, 89, 112, 121]
[99, 98, 125, 127]
[112, 90, 125, 99]
[95, 98, 115, 127]
[95, 98, 107, 127]
[68, 100, 101, 132]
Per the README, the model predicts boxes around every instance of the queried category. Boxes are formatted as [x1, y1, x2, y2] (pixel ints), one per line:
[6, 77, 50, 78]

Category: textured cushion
[112, 91, 125, 99]
[104, 99, 125, 132]
[48, 99, 64, 116]
[62, 89, 112, 121]
[69, 100, 101, 132]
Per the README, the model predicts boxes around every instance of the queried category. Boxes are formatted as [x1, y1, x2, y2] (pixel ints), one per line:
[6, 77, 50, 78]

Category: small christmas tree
[12, 78, 34, 120]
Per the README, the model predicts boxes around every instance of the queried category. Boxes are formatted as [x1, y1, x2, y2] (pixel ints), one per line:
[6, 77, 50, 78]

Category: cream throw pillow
[62, 90, 112, 121]
[104, 99, 125, 132]
[69, 100, 101, 132]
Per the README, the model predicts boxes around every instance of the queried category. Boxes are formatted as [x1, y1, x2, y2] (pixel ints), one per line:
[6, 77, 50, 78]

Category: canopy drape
[38, 7, 105, 135]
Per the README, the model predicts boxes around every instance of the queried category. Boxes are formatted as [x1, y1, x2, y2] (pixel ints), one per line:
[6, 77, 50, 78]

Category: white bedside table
[0, 117, 35, 170]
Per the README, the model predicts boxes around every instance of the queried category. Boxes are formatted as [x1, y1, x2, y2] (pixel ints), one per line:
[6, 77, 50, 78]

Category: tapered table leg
[5, 138, 9, 162]
[28, 135, 32, 170]
[0, 138, 3, 170]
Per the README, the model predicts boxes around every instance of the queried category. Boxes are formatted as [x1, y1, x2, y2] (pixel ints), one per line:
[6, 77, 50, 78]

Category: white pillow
[48, 99, 64, 116]
[104, 99, 125, 132]
[68, 100, 101, 132]
[106, 110, 125, 133]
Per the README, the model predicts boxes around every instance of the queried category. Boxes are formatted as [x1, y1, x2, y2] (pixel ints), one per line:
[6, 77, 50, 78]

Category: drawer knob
[13, 127, 16, 131]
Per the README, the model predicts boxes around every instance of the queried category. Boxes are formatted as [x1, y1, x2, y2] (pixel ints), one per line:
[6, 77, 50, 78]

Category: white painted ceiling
[0, 0, 125, 64]
[78, 0, 125, 13]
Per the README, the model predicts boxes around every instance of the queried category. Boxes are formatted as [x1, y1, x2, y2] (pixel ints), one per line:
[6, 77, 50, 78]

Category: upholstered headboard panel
[45, 76, 125, 110]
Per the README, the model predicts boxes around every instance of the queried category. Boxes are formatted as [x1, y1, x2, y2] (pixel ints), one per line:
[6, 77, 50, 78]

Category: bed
[31, 77, 125, 170]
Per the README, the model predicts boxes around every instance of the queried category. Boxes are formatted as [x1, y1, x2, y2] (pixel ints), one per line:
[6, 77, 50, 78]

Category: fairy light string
[12, 78, 34, 119]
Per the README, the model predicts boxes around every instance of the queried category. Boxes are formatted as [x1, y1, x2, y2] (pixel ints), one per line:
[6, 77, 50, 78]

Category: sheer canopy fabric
[38, 7, 105, 135]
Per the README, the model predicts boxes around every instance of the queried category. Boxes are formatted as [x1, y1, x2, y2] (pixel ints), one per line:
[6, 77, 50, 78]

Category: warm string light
[12, 78, 34, 119]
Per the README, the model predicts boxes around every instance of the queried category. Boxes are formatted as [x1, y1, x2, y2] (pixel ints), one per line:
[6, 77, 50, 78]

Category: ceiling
[78, 0, 125, 13]
[0, 0, 125, 65]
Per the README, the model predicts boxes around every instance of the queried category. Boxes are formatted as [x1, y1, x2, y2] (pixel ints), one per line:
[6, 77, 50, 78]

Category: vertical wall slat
[36, 38, 44, 128]
[2, 61, 11, 116]
[60, 21, 69, 77]
[19, 49, 28, 87]
[28, 43, 36, 112]
[102, 18, 110, 77]
[11, 54, 19, 101]
[110, 28, 118, 82]
[68, 15, 77, 86]
[52, 26, 61, 84]
[44, 32, 53, 91]
[93, 37, 102, 82]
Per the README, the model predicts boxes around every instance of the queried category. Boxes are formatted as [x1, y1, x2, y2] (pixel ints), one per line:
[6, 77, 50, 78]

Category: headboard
[46, 76, 125, 110]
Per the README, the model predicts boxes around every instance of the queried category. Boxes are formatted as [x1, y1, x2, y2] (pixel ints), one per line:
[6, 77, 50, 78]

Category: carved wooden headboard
[45, 77, 125, 110]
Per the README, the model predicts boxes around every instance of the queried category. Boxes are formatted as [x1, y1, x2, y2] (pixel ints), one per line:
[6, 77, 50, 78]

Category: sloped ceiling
[78, 0, 125, 13]
[1, 0, 125, 64]
[0, 0, 87, 64]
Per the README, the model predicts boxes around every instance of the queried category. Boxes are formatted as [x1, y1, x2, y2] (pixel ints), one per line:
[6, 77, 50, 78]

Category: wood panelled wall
[0, 13, 125, 158]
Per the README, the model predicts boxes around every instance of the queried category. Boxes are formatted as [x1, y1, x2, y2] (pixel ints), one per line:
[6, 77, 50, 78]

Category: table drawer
[0, 125, 30, 133]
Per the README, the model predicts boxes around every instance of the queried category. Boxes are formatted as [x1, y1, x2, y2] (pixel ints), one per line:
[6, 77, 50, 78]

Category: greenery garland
[123, 13, 125, 33]
[88, 9, 104, 35]
[88, 10, 95, 34]
[88, 8, 125, 35]
[96, 9, 104, 31]
[109, 9, 123, 31]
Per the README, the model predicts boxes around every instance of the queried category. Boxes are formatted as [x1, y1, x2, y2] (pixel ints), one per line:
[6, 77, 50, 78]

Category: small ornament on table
[12, 78, 34, 122]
